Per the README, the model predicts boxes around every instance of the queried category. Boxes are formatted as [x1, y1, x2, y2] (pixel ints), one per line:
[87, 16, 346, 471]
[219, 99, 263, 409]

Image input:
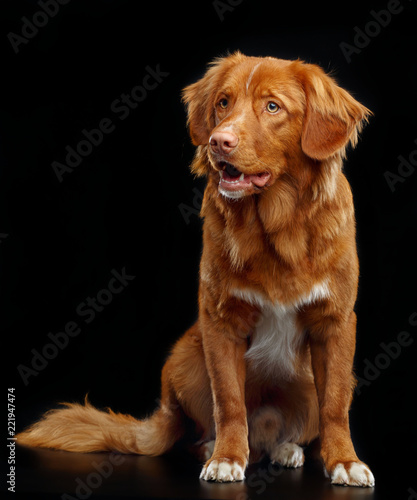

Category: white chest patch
[231, 283, 330, 379]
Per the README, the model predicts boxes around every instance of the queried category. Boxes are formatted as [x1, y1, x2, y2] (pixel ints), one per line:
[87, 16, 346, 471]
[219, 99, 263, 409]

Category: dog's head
[182, 52, 371, 200]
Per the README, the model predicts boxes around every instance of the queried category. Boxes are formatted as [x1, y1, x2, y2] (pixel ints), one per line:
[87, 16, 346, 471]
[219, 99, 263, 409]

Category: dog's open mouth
[218, 161, 271, 193]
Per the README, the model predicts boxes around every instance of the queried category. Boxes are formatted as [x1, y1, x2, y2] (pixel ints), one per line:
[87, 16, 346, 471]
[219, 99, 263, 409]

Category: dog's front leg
[309, 310, 375, 487]
[199, 303, 255, 482]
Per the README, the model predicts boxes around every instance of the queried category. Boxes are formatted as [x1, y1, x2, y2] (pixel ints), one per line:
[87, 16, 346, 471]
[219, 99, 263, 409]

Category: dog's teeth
[219, 170, 244, 184]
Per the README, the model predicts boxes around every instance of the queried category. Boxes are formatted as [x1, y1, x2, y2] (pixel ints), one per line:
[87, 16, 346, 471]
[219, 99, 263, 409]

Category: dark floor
[2, 440, 408, 500]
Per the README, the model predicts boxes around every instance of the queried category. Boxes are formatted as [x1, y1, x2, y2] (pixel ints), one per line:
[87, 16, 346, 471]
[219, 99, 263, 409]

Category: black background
[1, 0, 417, 499]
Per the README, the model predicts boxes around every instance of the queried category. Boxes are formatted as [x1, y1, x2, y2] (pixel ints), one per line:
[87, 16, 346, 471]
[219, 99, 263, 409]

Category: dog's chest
[232, 284, 330, 379]
[249, 302, 302, 379]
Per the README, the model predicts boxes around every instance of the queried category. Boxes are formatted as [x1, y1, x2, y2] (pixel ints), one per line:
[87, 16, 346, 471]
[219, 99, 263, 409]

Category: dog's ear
[182, 53, 244, 146]
[182, 69, 215, 146]
[299, 64, 371, 160]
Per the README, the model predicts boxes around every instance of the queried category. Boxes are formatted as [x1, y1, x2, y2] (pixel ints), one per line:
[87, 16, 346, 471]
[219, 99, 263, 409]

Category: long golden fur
[17, 52, 374, 487]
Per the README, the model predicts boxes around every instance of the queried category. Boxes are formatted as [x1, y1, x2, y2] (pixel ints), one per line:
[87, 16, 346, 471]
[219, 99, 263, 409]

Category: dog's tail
[16, 396, 184, 455]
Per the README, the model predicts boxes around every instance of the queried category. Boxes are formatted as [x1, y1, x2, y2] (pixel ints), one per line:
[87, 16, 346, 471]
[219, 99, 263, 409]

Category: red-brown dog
[17, 52, 374, 487]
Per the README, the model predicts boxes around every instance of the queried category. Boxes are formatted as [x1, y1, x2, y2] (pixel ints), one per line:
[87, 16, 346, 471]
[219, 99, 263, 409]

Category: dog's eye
[266, 102, 280, 113]
[218, 98, 228, 109]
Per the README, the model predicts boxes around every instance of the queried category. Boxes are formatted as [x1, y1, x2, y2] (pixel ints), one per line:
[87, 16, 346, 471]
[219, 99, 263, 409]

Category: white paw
[270, 443, 305, 468]
[199, 459, 245, 482]
[330, 462, 375, 487]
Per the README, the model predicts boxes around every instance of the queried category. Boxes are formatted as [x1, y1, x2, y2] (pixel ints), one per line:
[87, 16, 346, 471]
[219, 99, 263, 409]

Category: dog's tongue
[250, 172, 270, 187]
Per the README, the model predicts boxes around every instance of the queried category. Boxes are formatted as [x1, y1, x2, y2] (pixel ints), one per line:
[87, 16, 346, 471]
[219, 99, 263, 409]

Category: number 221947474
[7, 388, 17, 492]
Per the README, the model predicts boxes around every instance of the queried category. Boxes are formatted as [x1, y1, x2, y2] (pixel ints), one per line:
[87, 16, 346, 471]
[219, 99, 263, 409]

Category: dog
[17, 52, 374, 487]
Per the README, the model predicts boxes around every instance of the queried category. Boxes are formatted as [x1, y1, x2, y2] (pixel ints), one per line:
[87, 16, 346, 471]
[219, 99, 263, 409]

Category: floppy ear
[182, 69, 215, 146]
[182, 52, 244, 146]
[300, 64, 371, 160]
[182, 65, 221, 177]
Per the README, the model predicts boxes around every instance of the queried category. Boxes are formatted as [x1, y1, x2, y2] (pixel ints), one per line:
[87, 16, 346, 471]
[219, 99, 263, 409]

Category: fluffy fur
[17, 52, 375, 487]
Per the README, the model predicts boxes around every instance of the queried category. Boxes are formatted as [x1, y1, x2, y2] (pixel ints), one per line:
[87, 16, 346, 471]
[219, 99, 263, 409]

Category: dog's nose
[209, 131, 239, 154]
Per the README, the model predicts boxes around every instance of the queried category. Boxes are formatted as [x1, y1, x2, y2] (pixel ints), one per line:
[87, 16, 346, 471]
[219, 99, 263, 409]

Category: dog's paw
[199, 458, 245, 482]
[328, 461, 375, 487]
[270, 442, 305, 468]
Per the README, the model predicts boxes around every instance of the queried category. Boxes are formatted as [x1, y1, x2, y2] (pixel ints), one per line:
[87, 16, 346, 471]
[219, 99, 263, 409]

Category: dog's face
[183, 53, 370, 200]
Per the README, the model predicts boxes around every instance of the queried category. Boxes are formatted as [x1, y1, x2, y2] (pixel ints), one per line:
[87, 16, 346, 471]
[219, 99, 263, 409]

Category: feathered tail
[16, 397, 184, 456]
